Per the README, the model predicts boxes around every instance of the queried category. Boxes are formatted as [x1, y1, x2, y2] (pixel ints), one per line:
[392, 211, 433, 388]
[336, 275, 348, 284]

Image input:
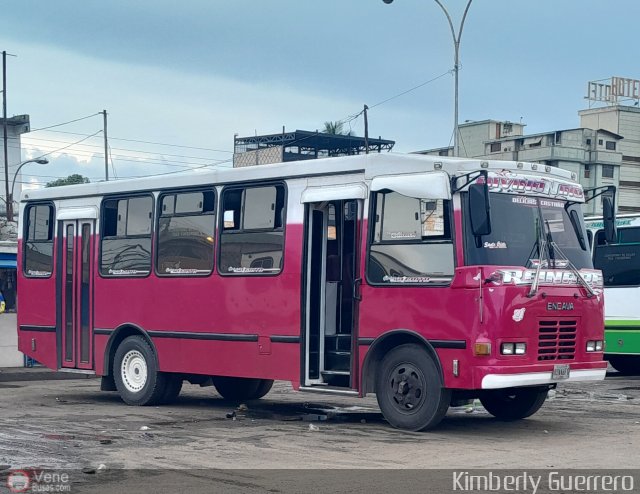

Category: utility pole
[2, 51, 10, 220]
[102, 110, 109, 181]
[382, 0, 473, 157]
[363, 105, 369, 154]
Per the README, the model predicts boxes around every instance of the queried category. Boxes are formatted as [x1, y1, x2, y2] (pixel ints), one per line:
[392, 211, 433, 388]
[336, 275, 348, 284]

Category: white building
[580, 105, 640, 213]
[418, 119, 623, 215]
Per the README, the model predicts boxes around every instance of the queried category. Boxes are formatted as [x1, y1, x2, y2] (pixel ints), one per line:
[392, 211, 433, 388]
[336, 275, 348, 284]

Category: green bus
[586, 214, 640, 374]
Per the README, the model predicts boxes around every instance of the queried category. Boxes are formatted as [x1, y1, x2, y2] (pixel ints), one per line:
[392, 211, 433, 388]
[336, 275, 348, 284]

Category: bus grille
[538, 319, 577, 361]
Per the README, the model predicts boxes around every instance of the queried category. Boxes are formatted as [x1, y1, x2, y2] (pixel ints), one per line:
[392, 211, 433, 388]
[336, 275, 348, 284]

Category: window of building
[438, 149, 449, 156]
[584, 164, 591, 179]
[602, 165, 615, 178]
[606, 141, 617, 151]
[489, 142, 501, 153]
[219, 184, 285, 275]
[101, 196, 153, 276]
[598, 139, 604, 145]
[368, 191, 454, 285]
[586, 138, 592, 146]
[24, 204, 54, 277]
[157, 190, 216, 276]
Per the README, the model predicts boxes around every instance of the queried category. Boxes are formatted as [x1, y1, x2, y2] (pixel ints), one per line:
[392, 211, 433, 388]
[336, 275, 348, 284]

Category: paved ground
[0, 371, 638, 492]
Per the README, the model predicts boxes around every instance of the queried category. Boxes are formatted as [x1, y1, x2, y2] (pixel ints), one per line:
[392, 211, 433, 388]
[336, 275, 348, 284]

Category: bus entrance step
[325, 350, 351, 371]
[321, 370, 350, 376]
[325, 334, 352, 351]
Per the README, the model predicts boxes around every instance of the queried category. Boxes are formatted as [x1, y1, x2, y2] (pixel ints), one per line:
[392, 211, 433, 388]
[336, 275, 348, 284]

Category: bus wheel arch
[104, 324, 159, 378]
[363, 332, 450, 431]
[361, 330, 444, 395]
[112, 333, 168, 406]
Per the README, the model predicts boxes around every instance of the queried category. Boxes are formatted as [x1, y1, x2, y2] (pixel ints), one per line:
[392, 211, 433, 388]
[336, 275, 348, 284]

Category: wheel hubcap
[121, 350, 148, 393]
[389, 363, 426, 413]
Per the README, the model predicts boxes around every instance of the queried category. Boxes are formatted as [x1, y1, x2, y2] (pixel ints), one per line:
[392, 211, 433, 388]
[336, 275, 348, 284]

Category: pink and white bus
[17, 153, 609, 430]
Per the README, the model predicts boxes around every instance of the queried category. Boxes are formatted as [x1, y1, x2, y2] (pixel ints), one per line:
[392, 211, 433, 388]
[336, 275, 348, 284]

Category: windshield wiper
[545, 239, 596, 298]
[529, 216, 596, 298]
[544, 220, 556, 269]
[528, 218, 547, 298]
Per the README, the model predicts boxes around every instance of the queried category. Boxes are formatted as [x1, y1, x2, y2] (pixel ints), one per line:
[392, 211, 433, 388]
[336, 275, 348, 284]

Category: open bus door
[58, 210, 97, 371]
[301, 184, 365, 391]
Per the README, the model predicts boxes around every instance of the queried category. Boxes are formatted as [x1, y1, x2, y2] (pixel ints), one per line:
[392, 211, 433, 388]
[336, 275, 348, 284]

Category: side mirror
[603, 194, 617, 244]
[469, 183, 491, 236]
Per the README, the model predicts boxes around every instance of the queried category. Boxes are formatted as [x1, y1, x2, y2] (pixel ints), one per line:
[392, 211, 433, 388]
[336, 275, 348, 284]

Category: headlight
[586, 340, 604, 352]
[501, 343, 514, 355]
[501, 342, 526, 355]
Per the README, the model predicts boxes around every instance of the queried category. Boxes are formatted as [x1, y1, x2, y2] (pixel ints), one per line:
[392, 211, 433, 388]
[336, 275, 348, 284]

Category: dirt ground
[0, 371, 638, 492]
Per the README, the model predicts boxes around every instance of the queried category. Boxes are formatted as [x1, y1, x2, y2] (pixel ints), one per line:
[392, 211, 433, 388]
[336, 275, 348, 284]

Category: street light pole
[383, 0, 473, 157]
[8, 158, 49, 222]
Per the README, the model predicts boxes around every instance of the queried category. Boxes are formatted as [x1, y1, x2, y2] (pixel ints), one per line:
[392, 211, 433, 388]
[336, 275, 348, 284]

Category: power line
[21, 135, 226, 161]
[28, 112, 102, 133]
[368, 70, 452, 110]
[35, 130, 103, 160]
[35, 129, 234, 154]
[16, 143, 230, 170]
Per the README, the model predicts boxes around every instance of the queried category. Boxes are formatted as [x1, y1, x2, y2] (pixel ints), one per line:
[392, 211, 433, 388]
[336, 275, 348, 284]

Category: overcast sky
[1, 0, 638, 189]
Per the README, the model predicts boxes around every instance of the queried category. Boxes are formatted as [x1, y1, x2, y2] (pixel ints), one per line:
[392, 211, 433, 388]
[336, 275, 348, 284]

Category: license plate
[552, 364, 570, 380]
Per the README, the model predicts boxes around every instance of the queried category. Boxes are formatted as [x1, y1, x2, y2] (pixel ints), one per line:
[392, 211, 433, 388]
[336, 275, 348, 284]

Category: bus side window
[24, 204, 54, 278]
[368, 192, 454, 285]
[156, 190, 216, 276]
[219, 184, 286, 276]
[101, 196, 153, 277]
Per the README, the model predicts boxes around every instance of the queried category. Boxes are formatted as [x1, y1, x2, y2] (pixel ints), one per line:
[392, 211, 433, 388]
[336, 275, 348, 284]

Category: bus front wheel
[212, 376, 274, 401]
[375, 344, 451, 431]
[480, 386, 548, 421]
[114, 335, 168, 406]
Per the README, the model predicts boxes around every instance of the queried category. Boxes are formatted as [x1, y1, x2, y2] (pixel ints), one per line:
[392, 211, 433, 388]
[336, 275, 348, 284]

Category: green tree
[45, 174, 90, 187]
[323, 121, 347, 135]
[322, 121, 358, 137]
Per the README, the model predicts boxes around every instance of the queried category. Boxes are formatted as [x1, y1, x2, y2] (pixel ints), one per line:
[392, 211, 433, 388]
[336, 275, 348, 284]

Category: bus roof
[21, 152, 577, 203]
[585, 213, 640, 230]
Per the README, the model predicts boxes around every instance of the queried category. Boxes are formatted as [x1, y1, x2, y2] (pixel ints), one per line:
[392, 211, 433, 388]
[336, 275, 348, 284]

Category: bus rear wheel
[480, 386, 548, 421]
[212, 376, 274, 401]
[114, 335, 168, 406]
[608, 355, 639, 375]
[375, 344, 451, 431]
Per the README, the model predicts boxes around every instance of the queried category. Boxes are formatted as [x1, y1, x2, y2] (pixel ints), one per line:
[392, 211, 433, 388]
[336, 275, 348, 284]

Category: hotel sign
[586, 76, 640, 103]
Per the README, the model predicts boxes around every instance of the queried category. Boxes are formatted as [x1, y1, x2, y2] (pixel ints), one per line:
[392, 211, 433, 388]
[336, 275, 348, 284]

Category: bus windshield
[464, 193, 592, 269]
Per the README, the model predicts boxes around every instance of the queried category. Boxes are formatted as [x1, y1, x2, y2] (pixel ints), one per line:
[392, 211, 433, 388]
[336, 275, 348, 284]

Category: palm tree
[322, 120, 356, 136]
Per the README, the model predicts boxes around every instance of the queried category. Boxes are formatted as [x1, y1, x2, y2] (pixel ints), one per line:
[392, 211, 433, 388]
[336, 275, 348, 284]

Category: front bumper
[481, 367, 606, 389]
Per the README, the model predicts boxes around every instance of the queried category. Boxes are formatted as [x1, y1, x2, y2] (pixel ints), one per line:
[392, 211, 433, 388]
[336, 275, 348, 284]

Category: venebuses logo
[5, 469, 71, 493]
[6, 470, 30, 493]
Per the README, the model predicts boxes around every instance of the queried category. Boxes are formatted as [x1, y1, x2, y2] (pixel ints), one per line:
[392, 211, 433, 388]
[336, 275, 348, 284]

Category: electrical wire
[28, 112, 102, 133]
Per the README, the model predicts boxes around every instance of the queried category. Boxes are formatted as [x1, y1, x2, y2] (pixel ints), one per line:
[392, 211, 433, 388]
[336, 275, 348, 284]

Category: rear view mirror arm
[451, 170, 488, 194]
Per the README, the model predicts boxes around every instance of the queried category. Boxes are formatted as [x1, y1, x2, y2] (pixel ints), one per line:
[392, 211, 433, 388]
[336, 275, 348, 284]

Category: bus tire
[161, 374, 183, 404]
[480, 386, 548, 421]
[375, 344, 451, 431]
[114, 335, 167, 406]
[212, 377, 274, 401]
[608, 355, 639, 376]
